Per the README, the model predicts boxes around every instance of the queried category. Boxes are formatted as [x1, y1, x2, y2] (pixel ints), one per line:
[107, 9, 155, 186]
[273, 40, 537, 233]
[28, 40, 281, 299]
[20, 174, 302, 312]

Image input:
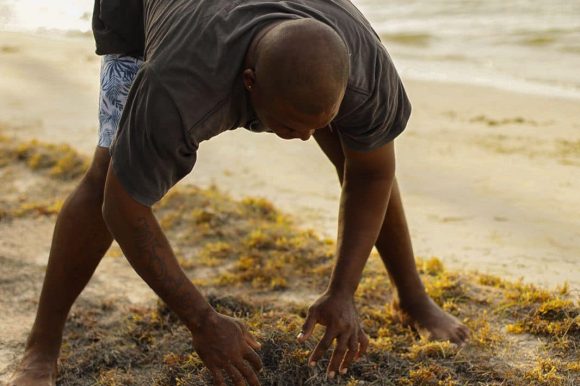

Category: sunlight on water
[353, 0, 580, 98]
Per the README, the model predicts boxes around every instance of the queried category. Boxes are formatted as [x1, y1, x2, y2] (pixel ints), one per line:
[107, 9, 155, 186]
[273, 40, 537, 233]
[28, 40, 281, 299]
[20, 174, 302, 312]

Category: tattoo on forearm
[133, 217, 168, 281]
[132, 217, 201, 324]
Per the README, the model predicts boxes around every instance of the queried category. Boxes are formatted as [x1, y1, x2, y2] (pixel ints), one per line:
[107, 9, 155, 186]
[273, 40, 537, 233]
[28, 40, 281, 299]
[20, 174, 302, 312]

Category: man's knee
[80, 147, 111, 192]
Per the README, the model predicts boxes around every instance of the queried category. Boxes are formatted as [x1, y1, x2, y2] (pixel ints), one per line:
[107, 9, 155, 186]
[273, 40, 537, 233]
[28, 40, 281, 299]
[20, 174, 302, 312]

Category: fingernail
[309, 361, 316, 367]
[340, 368, 348, 375]
[328, 371, 335, 379]
[297, 332, 304, 340]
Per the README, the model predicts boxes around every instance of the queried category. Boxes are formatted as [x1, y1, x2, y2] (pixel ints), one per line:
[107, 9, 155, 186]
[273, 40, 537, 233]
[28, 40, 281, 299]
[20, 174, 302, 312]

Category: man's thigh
[97, 54, 144, 149]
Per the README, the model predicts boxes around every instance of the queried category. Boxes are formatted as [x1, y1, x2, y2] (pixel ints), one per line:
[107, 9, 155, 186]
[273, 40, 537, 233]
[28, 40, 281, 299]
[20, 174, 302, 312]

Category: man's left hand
[297, 291, 369, 379]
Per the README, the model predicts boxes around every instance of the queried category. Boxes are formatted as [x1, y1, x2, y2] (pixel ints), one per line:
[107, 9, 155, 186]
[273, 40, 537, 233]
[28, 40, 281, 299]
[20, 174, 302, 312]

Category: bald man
[9, 1, 468, 385]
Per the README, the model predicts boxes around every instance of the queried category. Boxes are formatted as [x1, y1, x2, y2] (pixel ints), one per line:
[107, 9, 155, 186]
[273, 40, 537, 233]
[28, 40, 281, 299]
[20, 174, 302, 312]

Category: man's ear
[242, 68, 256, 92]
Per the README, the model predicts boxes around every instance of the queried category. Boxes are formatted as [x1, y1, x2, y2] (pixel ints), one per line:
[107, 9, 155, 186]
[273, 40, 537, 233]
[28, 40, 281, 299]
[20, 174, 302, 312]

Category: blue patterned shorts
[98, 54, 144, 148]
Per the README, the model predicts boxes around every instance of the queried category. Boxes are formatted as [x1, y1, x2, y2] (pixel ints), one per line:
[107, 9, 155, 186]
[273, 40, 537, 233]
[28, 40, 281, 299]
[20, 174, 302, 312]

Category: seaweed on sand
[56, 187, 578, 385]
[0, 134, 86, 219]
[2, 133, 578, 385]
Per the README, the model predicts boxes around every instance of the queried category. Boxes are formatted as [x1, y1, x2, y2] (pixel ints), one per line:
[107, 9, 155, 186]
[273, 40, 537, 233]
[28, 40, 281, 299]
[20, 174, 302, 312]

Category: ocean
[1, 0, 579, 99]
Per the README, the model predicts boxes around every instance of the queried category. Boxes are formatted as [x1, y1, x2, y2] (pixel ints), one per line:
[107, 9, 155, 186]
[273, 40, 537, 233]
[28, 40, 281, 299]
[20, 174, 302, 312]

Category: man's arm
[329, 140, 395, 294]
[102, 166, 262, 386]
[298, 140, 395, 378]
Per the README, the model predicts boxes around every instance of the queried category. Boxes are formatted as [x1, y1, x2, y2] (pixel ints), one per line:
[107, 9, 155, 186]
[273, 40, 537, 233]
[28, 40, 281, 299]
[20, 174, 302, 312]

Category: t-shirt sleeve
[332, 58, 412, 152]
[110, 64, 197, 206]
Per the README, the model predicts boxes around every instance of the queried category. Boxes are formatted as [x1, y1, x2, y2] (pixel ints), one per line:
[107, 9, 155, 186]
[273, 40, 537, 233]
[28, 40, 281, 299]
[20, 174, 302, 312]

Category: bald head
[254, 19, 349, 116]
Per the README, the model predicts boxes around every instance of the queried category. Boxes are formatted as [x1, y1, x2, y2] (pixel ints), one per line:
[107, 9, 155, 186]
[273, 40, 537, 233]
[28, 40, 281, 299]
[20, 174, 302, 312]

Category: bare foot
[7, 351, 57, 386]
[391, 295, 469, 345]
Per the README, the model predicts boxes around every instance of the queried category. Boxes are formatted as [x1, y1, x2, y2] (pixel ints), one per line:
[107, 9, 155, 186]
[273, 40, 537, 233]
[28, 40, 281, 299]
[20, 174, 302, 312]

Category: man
[9, 0, 469, 385]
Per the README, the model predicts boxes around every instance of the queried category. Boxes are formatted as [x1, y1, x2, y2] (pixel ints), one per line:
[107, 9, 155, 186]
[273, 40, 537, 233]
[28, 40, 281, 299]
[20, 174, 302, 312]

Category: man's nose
[300, 129, 315, 141]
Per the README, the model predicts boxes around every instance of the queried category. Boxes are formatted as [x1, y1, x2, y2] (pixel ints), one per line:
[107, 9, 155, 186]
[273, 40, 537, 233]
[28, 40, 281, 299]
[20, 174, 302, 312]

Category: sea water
[356, 0, 580, 99]
[1, 0, 579, 99]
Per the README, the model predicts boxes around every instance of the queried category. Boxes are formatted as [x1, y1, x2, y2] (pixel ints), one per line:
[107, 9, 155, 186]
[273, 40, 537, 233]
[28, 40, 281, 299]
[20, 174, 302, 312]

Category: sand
[0, 31, 578, 382]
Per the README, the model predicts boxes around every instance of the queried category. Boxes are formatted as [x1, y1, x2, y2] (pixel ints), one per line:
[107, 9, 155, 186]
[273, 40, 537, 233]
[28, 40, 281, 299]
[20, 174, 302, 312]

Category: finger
[327, 335, 349, 379]
[339, 335, 359, 375]
[459, 325, 470, 342]
[225, 364, 245, 386]
[235, 360, 260, 386]
[298, 309, 318, 342]
[244, 331, 262, 350]
[237, 321, 262, 350]
[308, 329, 335, 366]
[209, 367, 226, 386]
[355, 329, 369, 360]
[454, 329, 466, 345]
[244, 348, 263, 372]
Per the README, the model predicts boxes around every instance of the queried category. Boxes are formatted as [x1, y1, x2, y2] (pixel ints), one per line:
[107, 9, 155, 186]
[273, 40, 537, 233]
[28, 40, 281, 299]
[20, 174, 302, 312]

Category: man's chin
[273, 132, 295, 140]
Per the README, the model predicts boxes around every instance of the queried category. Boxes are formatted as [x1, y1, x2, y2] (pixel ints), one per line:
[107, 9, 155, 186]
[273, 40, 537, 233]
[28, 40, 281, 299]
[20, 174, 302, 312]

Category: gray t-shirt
[111, 0, 412, 206]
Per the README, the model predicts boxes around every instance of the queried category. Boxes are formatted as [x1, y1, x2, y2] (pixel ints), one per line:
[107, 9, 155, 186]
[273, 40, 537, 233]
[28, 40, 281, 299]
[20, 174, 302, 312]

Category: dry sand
[0, 31, 579, 381]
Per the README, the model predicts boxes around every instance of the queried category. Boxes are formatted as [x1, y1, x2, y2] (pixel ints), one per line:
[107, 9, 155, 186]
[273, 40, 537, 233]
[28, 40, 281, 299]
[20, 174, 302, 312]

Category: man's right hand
[192, 311, 263, 386]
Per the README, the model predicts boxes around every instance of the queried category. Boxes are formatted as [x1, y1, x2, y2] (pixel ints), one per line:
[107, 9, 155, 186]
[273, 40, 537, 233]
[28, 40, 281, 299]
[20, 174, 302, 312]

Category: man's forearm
[120, 213, 213, 329]
[327, 141, 396, 297]
[328, 174, 393, 296]
[103, 171, 213, 331]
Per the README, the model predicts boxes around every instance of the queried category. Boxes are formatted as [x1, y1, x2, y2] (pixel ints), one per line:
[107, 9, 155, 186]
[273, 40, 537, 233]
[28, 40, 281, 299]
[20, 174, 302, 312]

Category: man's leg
[9, 53, 143, 385]
[8, 147, 113, 386]
[314, 127, 469, 344]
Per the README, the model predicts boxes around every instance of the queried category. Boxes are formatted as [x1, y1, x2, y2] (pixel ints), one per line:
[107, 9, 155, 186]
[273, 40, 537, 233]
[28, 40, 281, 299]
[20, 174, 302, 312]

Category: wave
[379, 32, 432, 47]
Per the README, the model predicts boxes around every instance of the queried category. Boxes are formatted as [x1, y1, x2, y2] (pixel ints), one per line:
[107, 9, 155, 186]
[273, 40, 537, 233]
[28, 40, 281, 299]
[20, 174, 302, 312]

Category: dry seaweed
[1, 133, 578, 385]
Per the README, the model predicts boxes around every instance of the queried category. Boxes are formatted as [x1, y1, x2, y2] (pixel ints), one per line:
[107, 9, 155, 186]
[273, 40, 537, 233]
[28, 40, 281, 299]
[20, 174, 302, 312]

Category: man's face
[253, 96, 337, 141]
[244, 69, 342, 141]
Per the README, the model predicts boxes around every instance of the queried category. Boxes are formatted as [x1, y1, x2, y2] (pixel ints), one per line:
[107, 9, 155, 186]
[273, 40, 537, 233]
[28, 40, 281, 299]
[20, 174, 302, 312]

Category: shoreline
[0, 30, 578, 294]
[4, 29, 580, 102]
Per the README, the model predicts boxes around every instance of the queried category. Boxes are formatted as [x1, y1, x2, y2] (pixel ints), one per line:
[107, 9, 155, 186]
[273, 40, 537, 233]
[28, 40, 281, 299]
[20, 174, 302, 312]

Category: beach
[1, 30, 578, 286]
[0, 30, 579, 383]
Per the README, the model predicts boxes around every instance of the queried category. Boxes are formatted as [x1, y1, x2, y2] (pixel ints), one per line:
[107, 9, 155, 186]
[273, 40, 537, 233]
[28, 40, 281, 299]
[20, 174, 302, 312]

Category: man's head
[243, 19, 349, 140]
